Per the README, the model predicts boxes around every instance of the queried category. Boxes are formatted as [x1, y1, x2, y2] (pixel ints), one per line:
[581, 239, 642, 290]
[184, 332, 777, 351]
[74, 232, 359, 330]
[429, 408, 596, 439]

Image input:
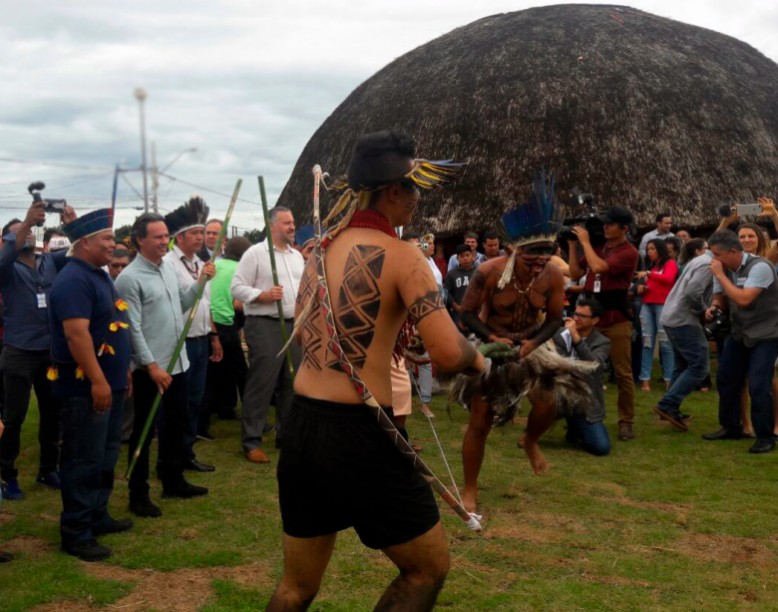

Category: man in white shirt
[163, 198, 223, 473]
[231, 207, 304, 463]
[638, 212, 674, 258]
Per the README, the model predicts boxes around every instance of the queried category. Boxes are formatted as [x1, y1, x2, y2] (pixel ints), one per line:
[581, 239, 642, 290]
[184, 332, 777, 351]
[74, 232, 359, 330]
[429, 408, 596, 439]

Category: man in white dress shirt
[231, 207, 304, 463]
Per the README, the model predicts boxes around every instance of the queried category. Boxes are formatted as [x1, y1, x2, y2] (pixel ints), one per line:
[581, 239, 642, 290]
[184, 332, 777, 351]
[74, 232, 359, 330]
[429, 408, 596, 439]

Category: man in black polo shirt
[49, 209, 134, 561]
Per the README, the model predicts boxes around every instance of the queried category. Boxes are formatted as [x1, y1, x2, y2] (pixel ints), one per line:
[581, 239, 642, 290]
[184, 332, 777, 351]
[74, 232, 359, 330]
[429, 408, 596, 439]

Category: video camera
[558, 192, 606, 247]
[28, 182, 67, 217]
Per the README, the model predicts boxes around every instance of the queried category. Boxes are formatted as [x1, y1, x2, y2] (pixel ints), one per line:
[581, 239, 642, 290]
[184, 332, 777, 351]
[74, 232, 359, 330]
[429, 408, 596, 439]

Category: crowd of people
[1, 130, 778, 609]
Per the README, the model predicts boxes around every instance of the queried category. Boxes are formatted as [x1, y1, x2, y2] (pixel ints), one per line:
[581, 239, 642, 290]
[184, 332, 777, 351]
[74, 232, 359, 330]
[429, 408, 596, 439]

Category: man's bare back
[295, 227, 475, 407]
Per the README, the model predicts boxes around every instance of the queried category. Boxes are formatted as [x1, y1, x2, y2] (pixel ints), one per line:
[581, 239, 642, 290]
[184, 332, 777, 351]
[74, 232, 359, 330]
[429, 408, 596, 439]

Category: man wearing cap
[568, 206, 640, 441]
[231, 206, 303, 464]
[115, 212, 215, 518]
[0, 201, 75, 501]
[163, 197, 222, 471]
[49, 208, 134, 561]
[268, 130, 482, 611]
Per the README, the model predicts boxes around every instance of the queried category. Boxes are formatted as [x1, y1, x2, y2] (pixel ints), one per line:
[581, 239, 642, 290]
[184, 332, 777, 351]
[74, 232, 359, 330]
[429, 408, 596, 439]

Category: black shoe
[94, 518, 134, 536]
[653, 406, 688, 432]
[196, 431, 215, 442]
[162, 481, 208, 499]
[185, 459, 215, 472]
[702, 427, 747, 441]
[262, 422, 276, 435]
[0, 551, 14, 563]
[749, 438, 776, 454]
[217, 412, 237, 420]
[62, 539, 112, 562]
[129, 496, 162, 518]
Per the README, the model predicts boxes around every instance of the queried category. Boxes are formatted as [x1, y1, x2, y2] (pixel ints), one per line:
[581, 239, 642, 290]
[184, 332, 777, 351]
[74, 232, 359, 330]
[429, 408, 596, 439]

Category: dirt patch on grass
[31, 560, 276, 611]
[5, 535, 55, 557]
[676, 533, 774, 566]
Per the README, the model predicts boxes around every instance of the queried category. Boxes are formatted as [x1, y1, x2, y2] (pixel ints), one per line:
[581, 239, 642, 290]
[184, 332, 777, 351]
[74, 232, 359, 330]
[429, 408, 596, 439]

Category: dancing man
[267, 131, 483, 611]
[459, 173, 567, 513]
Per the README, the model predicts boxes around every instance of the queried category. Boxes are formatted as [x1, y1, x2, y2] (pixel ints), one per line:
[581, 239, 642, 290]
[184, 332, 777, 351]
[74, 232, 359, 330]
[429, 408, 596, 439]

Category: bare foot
[517, 433, 526, 449]
[523, 442, 549, 475]
[641, 381, 651, 392]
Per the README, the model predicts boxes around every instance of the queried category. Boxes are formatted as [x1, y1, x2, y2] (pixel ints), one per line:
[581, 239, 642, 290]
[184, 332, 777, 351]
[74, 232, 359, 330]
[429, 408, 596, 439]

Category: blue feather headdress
[497, 170, 561, 289]
[501, 170, 561, 247]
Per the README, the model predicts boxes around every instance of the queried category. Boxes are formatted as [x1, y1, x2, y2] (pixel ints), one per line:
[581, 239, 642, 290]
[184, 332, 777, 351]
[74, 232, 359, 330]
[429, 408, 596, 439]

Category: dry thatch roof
[277, 4, 778, 233]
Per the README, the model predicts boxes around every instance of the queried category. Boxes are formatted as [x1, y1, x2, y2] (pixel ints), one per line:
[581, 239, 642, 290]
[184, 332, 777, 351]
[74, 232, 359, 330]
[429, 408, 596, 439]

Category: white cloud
[1, 0, 776, 231]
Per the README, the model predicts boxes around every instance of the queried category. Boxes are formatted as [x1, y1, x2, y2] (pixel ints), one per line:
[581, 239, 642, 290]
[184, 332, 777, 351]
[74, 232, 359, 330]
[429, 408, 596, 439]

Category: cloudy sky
[1, 0, 776, 232]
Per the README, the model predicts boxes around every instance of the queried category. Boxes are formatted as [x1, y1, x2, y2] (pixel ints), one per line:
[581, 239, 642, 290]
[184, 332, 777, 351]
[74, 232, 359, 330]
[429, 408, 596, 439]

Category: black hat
[597, 206, 634, 226]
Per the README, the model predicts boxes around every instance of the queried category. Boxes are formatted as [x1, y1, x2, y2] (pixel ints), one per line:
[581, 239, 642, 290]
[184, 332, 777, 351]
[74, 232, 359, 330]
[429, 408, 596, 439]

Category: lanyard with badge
[36, 258, 47, 309]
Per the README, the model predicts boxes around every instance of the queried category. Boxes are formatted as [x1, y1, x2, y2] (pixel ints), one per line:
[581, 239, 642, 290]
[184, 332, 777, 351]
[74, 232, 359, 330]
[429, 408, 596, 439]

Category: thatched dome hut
[278, 4, 778, 234]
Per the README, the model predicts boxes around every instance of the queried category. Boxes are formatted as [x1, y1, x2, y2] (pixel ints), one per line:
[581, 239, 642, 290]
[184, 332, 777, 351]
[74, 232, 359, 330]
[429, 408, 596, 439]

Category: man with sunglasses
[553, 298, 611, 456]
[107, 248, 130, 281]
[460, 236, 566, 512]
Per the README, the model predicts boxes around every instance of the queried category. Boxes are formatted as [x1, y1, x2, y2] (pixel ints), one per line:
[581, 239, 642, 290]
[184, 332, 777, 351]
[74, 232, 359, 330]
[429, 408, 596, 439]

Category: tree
[242, 228, 266, 244]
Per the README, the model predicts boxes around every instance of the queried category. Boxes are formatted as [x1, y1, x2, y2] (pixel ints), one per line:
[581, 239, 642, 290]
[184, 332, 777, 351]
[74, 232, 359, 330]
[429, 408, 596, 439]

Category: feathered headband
[322, 159, 466, 238]
[164, 194, 209, 237]
[497, 170, 561, 289]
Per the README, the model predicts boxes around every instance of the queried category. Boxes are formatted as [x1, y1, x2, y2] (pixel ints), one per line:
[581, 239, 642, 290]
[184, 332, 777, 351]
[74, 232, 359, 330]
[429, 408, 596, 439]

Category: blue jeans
[639, 303, 674, 381]
[717, 337, 778, 439]
[185, 336, 209, 459]
[59, 391, 124, 546]
[565, 415, 611, 456]
[658, 325, 709, 413]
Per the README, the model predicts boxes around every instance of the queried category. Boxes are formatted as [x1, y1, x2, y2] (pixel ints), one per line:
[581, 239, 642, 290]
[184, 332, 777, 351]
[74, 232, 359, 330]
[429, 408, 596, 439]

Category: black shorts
[277, 395, 440, 550]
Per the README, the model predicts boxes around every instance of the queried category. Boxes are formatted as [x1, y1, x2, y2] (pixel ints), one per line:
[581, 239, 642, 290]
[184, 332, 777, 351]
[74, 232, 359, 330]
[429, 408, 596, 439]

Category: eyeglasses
[573, 312, 593, 319]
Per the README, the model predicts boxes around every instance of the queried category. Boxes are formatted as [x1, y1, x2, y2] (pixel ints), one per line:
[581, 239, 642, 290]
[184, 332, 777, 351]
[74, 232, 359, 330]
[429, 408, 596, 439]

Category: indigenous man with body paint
[267, 131, 484, 612]
[458, 173, 568, 513]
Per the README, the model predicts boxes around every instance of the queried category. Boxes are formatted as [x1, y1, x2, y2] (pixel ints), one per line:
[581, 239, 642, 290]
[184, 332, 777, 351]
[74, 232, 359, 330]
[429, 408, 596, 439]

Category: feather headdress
[322, 159, 466, 240]
[497, 170, 562, 289]
[164, 194, 209, 237]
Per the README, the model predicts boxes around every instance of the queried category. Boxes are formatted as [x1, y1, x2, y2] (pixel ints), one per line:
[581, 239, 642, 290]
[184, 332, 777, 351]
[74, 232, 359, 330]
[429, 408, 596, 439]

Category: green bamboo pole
[126, 178, 243, 479]
[258, 175, 296, 382]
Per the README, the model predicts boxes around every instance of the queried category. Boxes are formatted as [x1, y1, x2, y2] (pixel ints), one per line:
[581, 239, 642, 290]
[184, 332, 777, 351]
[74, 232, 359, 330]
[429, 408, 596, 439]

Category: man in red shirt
[568, 206, 639, 440]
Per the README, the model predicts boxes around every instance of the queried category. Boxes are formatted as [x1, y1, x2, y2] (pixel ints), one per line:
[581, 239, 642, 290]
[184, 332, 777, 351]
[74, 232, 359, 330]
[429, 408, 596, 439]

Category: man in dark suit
[553, 297, 611, 456]
[197, 219, 223, 262]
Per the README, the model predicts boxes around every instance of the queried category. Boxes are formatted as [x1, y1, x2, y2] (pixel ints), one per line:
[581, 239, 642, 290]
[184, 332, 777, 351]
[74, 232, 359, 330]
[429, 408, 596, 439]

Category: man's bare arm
[399, 250, 483, 373]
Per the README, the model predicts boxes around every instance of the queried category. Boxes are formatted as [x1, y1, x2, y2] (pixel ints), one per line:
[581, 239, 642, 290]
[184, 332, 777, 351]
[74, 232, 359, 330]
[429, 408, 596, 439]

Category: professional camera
[558, 192, 606, 247]
[28, 182, 67, 214]
[703, 306, 730, 341]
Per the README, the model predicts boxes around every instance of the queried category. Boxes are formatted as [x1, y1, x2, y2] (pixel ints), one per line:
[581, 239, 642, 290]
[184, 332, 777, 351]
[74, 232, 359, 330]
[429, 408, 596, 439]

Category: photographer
[568, 206, 639, 441]
[553, 298, 611, 456]
[0, 199, 76, 501]
[702, 230, 778, 453]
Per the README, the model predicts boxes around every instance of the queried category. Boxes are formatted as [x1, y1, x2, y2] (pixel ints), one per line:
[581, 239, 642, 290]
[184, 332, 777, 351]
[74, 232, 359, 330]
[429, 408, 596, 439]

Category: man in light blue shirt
[115, 213, 215, 517]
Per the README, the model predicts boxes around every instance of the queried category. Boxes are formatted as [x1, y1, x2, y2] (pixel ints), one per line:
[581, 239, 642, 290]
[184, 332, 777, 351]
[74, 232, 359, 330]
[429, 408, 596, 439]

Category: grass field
[2, 373, 778, 611]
